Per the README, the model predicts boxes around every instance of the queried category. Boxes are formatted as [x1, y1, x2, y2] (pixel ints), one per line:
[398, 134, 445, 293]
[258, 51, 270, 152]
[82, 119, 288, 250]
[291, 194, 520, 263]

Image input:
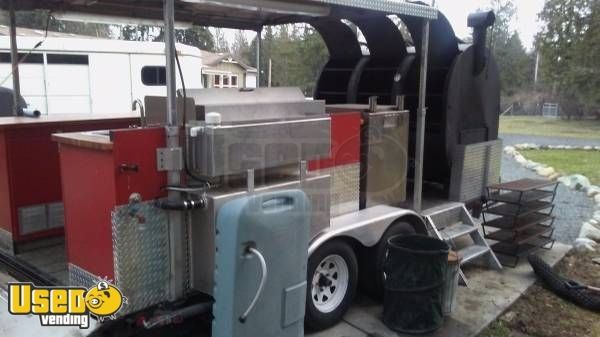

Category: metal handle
[239, 247, 267, 323]
[119, 163, 139, 172]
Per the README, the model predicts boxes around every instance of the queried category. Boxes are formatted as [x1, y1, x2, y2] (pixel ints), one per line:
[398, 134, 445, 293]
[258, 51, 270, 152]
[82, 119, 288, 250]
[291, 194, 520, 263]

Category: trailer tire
[305, 240, 358, 331]
[359, 221, 416, 299]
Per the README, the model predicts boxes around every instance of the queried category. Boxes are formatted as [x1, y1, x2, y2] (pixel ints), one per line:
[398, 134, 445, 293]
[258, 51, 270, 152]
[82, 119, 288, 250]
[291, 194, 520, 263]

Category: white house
[200, 50, 257, 89]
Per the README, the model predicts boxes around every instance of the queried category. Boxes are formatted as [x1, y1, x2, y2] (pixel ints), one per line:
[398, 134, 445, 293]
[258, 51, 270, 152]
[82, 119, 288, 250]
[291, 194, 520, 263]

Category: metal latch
[156, 147, 183, 171]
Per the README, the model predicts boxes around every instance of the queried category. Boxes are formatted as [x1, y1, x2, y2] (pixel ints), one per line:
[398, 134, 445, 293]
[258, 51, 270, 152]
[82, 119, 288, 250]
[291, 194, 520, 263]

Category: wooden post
[268, 58, 272, 87]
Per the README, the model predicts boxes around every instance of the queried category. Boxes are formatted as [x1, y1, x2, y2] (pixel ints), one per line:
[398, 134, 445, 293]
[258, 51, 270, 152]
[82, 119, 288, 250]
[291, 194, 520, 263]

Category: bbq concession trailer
[1, 1, 503, 336]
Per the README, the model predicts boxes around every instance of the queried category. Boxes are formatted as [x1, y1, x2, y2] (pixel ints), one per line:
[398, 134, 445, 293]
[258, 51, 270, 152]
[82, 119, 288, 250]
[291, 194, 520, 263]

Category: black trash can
[382, 234, 449, 334]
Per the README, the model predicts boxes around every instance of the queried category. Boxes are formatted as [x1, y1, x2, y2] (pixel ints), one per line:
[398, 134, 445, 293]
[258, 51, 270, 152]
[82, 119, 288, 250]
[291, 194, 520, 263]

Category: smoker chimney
[468, 11, 495, 75]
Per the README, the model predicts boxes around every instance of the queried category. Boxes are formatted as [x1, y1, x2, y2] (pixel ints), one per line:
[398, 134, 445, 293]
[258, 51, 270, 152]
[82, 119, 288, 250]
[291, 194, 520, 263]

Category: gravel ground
[498, 134, 598, 244]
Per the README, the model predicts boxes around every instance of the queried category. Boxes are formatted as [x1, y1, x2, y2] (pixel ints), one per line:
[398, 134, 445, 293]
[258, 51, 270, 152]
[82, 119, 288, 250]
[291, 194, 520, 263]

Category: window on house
[141, 66, 166, 86]
[223, 75, 230, 86]
[214, 74, 221, 86]
[231, 75, 238, 87]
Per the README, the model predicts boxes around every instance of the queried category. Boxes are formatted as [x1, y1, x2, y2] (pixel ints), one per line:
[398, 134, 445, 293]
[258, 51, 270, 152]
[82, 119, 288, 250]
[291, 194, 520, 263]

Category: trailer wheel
[305, 240, 358, 331]
[359, 221, 415, 299]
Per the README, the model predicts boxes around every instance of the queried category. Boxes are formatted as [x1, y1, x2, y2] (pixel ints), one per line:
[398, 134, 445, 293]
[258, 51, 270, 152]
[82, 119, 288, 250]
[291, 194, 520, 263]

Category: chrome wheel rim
[311, 254, 349, 313]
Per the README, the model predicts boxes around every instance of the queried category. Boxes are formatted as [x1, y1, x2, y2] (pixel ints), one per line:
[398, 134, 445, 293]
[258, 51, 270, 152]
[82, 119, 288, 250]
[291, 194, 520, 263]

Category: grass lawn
[500, 116, 600, 139]
[479, 251, 600, 337]
[520, 149, 600, 185]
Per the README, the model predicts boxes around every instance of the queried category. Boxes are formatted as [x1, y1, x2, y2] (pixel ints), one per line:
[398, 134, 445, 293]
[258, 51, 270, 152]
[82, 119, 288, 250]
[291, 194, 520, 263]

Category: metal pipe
[368, 96, 378, 113]
[143, 302, 212, 329]
[163, 0, 185, 301]
[165, 0, 178, 127]
[413, 19, 430, 213]
[132, 99, 145, 127]
[256, 27, 262, 87]
[8, 0, 21, 116]
[155, 198, 206, 211]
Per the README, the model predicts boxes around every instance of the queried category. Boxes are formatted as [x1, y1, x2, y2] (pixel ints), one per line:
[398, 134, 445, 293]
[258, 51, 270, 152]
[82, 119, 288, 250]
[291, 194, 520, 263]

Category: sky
[223, 0, 547, 52]
[436, 0, 546, 50]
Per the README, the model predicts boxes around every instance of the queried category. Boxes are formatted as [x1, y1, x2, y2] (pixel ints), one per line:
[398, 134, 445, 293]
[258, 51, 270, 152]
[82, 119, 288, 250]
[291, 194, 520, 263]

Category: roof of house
[200, 50, 257, 72]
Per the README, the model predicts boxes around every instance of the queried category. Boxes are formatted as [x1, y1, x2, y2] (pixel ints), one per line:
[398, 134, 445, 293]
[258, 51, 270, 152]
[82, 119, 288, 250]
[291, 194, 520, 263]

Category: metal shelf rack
[482, 178, 559, 267]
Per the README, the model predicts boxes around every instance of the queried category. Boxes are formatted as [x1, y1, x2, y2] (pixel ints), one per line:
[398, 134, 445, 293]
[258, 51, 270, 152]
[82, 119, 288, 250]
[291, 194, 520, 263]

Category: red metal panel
[59, 143, 117, 279]
[111, 128, 168, 205]
[8, 126, 63, 210]
[4, 119, 135, 242]
[309, 112, 361, 171]
[0, 131, 12, 232]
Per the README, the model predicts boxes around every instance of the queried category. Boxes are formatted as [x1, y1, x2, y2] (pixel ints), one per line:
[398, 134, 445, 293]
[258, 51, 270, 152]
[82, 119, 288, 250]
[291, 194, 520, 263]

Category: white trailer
[0, 36, 203, 115]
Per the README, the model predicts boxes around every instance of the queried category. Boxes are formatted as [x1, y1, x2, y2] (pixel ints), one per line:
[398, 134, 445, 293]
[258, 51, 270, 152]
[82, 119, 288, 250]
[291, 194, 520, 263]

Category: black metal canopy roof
[0, 0, 437, 30]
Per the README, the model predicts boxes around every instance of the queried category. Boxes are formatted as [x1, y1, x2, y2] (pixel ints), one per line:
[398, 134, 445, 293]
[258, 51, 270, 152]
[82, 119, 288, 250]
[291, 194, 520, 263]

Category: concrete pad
[0, 243, 570, 337]
[309, 242, 571, 337]
[0, 299, 95, 337]
[0, 265, 94, 337]
[307, 321, 367, 337]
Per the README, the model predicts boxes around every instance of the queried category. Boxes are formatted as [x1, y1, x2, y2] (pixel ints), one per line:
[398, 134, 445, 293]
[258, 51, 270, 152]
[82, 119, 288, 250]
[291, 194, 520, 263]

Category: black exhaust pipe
[468, 11, 495, 75]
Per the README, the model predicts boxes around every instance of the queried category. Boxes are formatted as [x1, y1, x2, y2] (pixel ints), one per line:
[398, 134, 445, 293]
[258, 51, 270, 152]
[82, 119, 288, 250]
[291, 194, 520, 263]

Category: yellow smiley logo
[84, 281, 124, 317]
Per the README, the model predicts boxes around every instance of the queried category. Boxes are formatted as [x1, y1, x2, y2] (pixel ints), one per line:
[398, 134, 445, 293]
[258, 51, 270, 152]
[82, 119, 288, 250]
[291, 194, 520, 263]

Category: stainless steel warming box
[187, 116, 331, 178]
[184, 87, 332, 178]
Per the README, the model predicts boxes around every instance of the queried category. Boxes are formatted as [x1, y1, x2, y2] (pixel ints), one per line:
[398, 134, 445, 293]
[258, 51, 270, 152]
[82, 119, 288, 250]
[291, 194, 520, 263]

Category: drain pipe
[163, 0, 186, 301]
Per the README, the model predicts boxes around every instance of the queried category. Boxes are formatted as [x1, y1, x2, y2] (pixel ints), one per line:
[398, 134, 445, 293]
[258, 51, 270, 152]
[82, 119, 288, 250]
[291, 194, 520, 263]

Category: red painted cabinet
[0, 116, 138, 253]
[56, 127, 166, 279]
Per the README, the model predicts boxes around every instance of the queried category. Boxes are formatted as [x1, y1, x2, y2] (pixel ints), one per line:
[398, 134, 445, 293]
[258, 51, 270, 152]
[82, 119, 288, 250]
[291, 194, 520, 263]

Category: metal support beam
[256, 27, 262, 87]
[164, 0, 185, 300]
[413, 19, 430, 213]
[8, 0, 21, 116]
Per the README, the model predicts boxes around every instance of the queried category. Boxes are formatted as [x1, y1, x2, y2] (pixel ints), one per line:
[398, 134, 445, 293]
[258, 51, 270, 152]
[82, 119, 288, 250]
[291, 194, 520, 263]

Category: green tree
[153, 26, 215, 51]
[489, 0, 533, 97]
[117, 25, 158, 41]
[212, 28, 230, 53]
[1, 10, 112, 38]
[250, 24, 328, 95]
[231, 30, 251, 65]
[537, 0, 599, 118]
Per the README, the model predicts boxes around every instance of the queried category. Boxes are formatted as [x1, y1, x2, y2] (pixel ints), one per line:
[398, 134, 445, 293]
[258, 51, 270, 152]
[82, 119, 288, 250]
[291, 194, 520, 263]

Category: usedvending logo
[8, 281, 126, 329]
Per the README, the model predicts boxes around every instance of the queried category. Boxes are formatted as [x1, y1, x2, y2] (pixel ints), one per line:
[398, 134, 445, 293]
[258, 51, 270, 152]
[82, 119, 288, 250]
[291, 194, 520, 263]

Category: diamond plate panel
[450, 140, 503, 202]
[68, 263, 101, 288]
[112, 202, 170, 313]
[310, 0, 438, 19]
[313, 163, 360, 217]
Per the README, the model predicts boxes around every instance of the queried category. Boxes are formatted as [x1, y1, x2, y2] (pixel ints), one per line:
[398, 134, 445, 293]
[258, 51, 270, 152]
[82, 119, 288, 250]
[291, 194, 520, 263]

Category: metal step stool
[423, 202, 502, 286]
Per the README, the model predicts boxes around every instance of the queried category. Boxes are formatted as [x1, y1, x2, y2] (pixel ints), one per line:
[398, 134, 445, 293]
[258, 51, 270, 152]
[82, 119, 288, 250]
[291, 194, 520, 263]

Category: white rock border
[504, 143, 600, 252]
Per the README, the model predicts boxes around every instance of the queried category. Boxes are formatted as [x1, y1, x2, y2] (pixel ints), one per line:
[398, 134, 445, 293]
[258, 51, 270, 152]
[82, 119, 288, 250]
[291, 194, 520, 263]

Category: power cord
[174, 46, 211, 188]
